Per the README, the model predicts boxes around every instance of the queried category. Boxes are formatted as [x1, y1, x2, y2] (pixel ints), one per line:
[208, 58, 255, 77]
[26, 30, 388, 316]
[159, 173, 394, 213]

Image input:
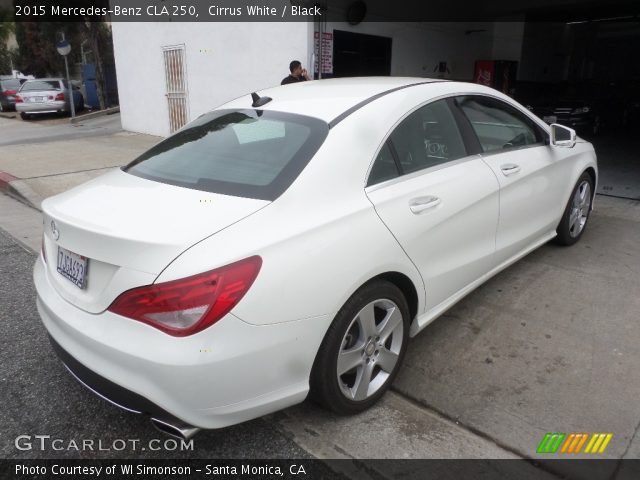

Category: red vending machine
[474, 60, 518, 96]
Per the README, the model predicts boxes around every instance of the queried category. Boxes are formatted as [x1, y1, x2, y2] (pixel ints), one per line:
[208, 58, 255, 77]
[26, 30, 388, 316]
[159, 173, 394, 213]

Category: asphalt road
[0, 227, 313, 460]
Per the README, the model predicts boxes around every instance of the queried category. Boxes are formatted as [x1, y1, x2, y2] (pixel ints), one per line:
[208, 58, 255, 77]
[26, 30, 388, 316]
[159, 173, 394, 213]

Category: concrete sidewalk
[0, 115, 159, 209]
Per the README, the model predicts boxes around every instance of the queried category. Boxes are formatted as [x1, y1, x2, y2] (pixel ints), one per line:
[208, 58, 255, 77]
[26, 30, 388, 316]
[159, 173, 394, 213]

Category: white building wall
[324, 22, 494, 80]
[112, 22, 312, 137]
[112, 22, 523, 136]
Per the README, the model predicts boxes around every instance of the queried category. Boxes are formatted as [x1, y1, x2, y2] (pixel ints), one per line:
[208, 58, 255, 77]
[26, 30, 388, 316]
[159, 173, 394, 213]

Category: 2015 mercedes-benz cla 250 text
[34, 78, 597, 439]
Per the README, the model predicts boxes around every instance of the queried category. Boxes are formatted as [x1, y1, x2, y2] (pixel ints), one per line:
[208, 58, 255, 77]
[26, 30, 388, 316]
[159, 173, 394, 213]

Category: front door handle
[409, 196, 441, 214]
[500, 163, 521, 176]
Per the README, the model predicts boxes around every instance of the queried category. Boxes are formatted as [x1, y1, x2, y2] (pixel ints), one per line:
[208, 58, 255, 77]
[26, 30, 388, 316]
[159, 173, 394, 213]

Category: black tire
[555, 172, 594, 246]
[310, 280, 410, 415]
[20, 112, 30, 120]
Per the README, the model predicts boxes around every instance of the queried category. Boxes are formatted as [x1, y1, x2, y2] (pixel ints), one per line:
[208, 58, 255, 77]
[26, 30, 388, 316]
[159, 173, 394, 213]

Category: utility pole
[56, 33, 76, 119]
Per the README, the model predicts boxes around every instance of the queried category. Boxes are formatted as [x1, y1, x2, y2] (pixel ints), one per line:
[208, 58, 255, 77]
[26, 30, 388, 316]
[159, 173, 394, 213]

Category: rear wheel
[555, 172, 593, 246]
[20, 112, 31, 120]
[310, 280, 410, 414]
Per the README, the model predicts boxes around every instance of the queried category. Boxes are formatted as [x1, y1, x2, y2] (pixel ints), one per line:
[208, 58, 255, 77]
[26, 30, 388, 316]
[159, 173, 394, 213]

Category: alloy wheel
[337, 299, 404, 401]
[569, 180, 591, 238]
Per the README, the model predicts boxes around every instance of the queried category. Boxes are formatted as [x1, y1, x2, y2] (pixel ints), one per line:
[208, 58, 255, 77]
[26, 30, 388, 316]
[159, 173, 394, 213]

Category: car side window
[390, 99, 467, 175]
[456, 95, 544, 153]
[367, 142, 400, 186]
[367, 99, 467, 186]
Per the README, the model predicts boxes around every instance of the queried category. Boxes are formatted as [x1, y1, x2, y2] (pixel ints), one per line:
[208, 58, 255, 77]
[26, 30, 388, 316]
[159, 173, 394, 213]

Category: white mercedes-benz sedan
[34, 78, 597, 439]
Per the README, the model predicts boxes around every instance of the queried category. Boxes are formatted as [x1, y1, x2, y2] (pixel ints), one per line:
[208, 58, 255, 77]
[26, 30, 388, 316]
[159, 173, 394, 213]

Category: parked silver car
[16, 78, 84, 120]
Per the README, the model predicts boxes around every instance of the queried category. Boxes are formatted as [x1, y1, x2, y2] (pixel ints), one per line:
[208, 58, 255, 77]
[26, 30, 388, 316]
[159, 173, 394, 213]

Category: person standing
[281, 60, 311, 85]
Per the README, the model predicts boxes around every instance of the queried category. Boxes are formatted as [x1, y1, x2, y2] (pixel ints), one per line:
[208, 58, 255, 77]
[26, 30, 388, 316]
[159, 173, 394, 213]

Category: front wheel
[555, 172, 594, 246]
[310, 280, 410, 414]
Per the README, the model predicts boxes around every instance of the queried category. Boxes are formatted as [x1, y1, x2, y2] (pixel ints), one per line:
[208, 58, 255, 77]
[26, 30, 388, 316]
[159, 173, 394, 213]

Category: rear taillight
[107, 256, 262, 336]
[15, 95, 22, 103]
[54, 92, 65, 101]
[4, 89, 16, 95]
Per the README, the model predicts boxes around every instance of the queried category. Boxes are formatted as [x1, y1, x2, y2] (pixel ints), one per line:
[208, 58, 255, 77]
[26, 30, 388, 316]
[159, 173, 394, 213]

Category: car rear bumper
[47, 333, 193, 428]
[1, 97, 16, 109]
[16, 101, 67, 114]
[34, 255, 331, 429]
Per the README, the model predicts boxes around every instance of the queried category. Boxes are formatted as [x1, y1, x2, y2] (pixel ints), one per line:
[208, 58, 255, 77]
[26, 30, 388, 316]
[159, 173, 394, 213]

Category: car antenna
[251, 92, 272, 108]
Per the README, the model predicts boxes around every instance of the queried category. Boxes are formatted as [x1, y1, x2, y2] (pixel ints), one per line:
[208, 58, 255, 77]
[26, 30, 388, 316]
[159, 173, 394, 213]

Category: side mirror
[550, 124, 576, 148]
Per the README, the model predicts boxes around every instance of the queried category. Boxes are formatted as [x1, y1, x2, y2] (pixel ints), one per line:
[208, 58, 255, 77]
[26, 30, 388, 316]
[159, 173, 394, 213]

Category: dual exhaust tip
[151, 417, 201, 441]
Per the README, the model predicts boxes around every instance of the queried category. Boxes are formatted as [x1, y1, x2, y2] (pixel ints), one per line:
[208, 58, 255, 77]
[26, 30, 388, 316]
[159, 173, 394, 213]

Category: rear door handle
[409, 196, 441, 214]
[500, 163, 521, 176]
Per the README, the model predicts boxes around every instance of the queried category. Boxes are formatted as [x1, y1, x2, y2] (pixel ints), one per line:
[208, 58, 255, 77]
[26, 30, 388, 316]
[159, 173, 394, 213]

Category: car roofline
[328, 80, 448, 129]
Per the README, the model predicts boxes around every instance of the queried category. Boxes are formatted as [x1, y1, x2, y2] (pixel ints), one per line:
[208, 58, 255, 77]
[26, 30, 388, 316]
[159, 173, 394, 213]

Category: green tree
[12, 22, 112, 108]
[7, 0, 113, 107]
[14, 22, 83, 76]
[0, 12, 17, 73]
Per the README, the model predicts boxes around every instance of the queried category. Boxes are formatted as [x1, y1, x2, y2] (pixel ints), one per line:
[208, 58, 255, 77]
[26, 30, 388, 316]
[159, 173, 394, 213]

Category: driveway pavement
[0, 115, 158, 209]
[1, 113, 639, 479]
[594, 134, 640, 200]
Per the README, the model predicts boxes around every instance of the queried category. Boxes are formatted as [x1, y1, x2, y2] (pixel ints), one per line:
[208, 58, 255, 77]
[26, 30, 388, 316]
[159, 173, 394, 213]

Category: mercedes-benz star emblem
[51, 220, 60, 241]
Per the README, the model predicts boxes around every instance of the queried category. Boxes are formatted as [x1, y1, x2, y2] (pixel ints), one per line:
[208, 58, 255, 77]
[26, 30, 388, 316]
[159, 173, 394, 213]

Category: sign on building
[314, 31, 333, 75]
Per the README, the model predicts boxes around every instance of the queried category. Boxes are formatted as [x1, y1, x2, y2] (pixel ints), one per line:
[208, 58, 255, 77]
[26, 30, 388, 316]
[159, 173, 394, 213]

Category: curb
[0, 171, 17, 189]
[70, 106, 120, 124]
[0, 171, 43, 211]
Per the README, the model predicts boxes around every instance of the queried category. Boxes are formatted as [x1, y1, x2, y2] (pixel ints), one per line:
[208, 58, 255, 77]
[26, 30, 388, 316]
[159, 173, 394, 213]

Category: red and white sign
[474, 60, 494, 87]
[314, 31, 333, 75]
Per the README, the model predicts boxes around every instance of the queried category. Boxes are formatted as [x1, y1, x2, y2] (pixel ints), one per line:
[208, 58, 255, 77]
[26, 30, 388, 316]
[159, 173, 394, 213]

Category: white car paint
[34, 78, 597, 431]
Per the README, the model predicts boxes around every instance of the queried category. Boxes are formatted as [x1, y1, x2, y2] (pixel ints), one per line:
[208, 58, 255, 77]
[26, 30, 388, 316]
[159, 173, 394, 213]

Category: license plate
[28, 97, 44, 103]
[57, 246, 88, 289]
[543, 115, 557, 124]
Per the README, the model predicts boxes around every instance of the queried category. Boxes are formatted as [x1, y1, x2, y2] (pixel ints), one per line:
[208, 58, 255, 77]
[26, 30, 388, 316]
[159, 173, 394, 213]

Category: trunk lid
[41, 169, 269, 313]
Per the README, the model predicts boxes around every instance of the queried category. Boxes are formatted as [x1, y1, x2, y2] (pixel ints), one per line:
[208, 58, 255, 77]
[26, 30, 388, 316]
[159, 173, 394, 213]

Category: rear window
[20, 80, 62, 92]
[124, 109, 328, 200]
[1, 79, 21, 90]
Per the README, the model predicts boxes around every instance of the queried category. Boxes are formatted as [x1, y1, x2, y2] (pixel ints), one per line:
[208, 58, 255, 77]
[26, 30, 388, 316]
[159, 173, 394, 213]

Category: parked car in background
[16, 78, 84, 120]
[0, 78, 23, 112]
[515, 82, 602, 138]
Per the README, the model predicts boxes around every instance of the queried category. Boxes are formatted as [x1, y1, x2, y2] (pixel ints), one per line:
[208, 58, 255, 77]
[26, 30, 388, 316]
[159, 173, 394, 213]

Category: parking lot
[1, 114, 639, 480]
